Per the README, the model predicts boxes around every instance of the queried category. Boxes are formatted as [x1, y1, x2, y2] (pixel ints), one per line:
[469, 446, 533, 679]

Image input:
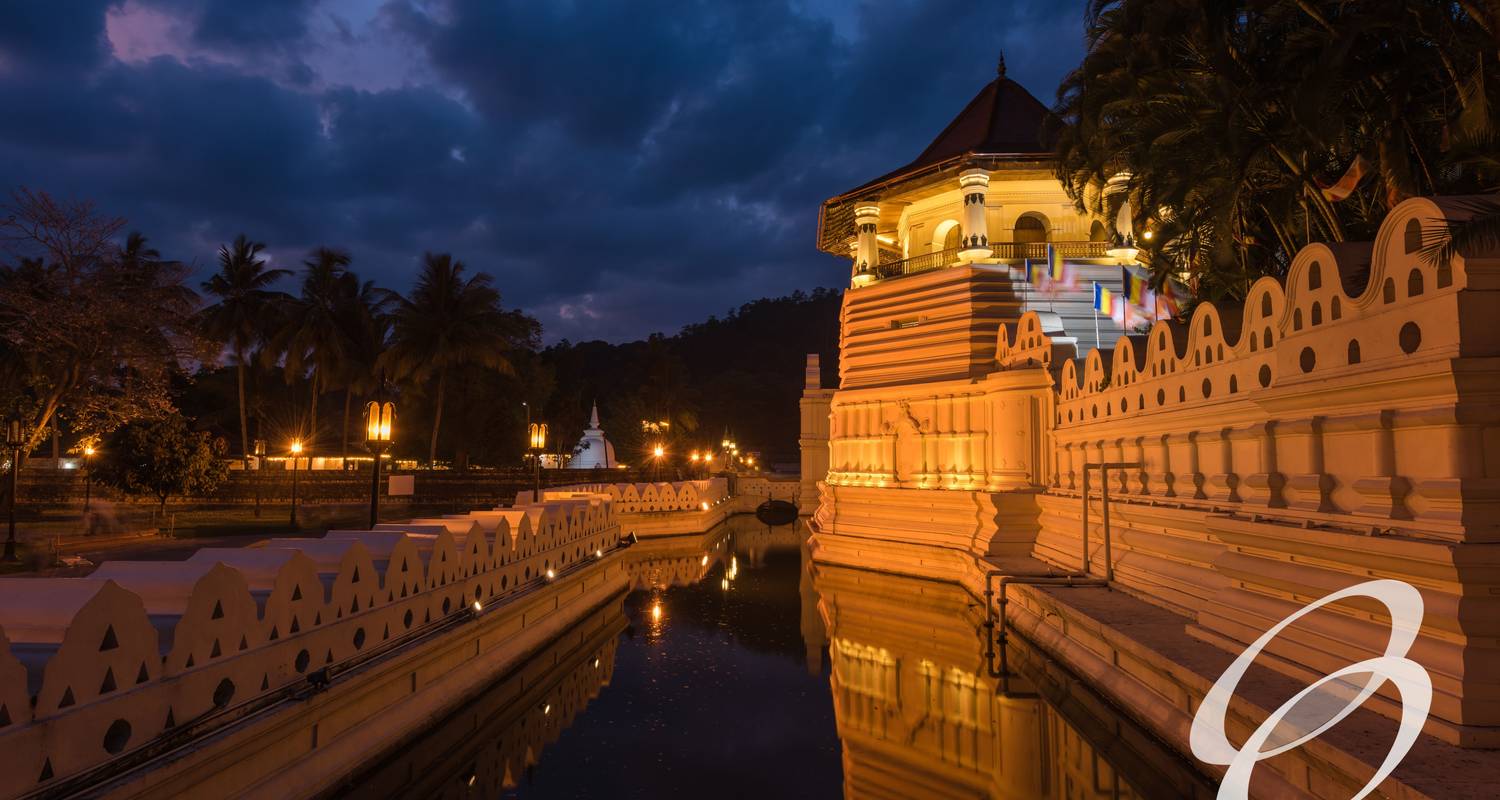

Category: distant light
[472, 600, 482, 612]
[592, 657, 600, 668]
[720, 578, 730, 591]
[468, 775, 476, 787]
[595, 549, 603, 558]
[290, 440, 303, 455]
[84, 446, 95, 456]
[545, 568, 556, 580]
[542, 703, 551, 715]
[1142, 229, 1154, 240]
[651, 603, 662, 621]
[700, 555, 709, 566]
[653, 445, 665, 458]
[700, 502, 709, 511]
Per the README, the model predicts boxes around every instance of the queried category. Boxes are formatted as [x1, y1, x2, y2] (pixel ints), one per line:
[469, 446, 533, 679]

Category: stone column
[958, 168, 991, 261]
[853, 203, 880, 286]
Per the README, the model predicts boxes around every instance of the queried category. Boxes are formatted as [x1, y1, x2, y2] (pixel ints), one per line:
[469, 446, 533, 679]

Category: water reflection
[813, 561, 1217, 799]
[337, 516, 1214, 799]
[340, 515, 841, 798]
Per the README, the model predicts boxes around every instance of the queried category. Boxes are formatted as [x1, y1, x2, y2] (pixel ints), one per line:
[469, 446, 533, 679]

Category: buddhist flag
[1123, 267, 1148, 306]
[1155, 278, 1185, 318]
[1093, 282, 1115, 315]
[1048, 244, 1065, 283]
[1320, 155, 1370, 202]
[1024, 258, 1044, 288]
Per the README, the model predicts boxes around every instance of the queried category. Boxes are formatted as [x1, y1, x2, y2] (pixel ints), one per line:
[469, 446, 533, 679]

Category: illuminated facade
[805, 60, 1500, 796]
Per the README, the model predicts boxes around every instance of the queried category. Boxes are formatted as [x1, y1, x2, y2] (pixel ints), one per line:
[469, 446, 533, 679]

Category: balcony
[866, 241, 1111, 284]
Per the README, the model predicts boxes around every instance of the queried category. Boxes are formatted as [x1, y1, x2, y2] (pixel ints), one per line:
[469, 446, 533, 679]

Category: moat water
[340, 516, 1216, 799]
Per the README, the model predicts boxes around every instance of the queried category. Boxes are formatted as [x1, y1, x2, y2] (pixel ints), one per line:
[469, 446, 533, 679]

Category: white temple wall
[810, 196, 1500, 743]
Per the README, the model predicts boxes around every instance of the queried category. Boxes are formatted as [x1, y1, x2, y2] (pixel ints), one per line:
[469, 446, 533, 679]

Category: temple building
[567, 402, 617, 469]
[817, 56, 1129, 390]
[803, 56, 1500, 797]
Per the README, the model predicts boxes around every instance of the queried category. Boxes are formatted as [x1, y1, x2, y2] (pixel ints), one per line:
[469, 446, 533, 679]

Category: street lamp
[364, 401, 395, 529]
[82, 445, 95, 513]
[651, 443, 665, 482]
[289, 439, 303, 529]
[528, 422, 548, 496]
[3, 418, 23, 562]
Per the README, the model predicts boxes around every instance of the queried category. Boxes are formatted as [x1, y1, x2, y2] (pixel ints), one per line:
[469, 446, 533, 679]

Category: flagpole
[1092, 281, 1101, 351]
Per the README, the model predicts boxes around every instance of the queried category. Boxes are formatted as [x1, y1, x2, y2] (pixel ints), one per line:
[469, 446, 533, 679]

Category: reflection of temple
[812, 562, 1214, 800]
[337, 597, 626, 797]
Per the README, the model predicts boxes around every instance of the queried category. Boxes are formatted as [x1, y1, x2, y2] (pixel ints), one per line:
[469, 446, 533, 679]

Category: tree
[274, 246, 359, 453]
[0, 188, 203, 452]
[329, 278, 392, 466]
[1052, 0, 1499, 300]
[381, 253, 536, 466]
[199, 234, 291, 465]
[94, 413, 229, 512]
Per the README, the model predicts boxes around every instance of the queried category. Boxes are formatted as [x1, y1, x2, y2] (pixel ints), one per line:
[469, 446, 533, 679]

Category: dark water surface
[340, 516, 1215, 799]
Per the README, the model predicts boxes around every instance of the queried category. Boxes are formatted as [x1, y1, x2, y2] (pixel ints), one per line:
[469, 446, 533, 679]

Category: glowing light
[700, 555, 709, 566]
[545, 568, 556, 580]
[83, 446, 94, 456]
[290, 440, 303, 455]
[700, 502, 709, 511]
[691, 451, 700, 462]
[542, 703, 551, 715]
[651, 603, 662, 621]
[595, 549, 603, 558]
[472, 600, 482, 612]
[592, 657, 600, 668]
[1142, 229, 1154, 240]
[653, 445, 665, 459]
[720, 578, 730, 591]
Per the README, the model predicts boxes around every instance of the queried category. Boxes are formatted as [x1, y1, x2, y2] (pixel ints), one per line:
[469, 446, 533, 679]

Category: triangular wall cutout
[211, 600, 224, 619]
[136, 662, 150, 684]
[100, 625, 119, 651]
[99, 668, 117, 694]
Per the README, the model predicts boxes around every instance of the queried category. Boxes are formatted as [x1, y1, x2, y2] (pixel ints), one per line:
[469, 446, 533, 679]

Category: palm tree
[275, 247, 357, 452]
[200, 235, 290, 465]
[382, 253, 524, 466]
[330, 279, 392, 466]
[1052, 0, 1498, 299]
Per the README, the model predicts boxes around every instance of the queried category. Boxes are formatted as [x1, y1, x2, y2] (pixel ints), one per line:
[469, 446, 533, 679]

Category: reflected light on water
[651, 602, 663, 622]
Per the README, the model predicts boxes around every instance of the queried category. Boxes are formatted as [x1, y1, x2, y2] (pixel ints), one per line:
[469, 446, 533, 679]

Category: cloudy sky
[0, 0, 1084, 342]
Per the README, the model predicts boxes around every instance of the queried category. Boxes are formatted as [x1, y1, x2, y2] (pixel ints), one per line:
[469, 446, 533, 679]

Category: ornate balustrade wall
[522, 478, 729, 514]
[812, 196, 1500, 746]
[0, 494, 622, 798]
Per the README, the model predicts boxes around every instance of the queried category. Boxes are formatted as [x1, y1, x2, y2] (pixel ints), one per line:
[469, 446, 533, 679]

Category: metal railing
[983, 461, 1140, 678]
[990, 241, 1110, 260]
[864, 241, 1112, 286]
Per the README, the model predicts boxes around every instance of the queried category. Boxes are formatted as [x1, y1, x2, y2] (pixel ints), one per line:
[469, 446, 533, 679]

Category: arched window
[1308, 262, 1322, 290]
[1089, 220, 1108, 242]
[942, 224, 962, 252]
[1407, 268, 1425, 297]
[1404, 219, 1422, 254]
[1013, 214, 1048, 244]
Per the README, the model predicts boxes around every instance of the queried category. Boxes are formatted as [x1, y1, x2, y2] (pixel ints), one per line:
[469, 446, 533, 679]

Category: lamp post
[82, 445, 95, 513]
[253, 439, 266, 518]
[289, 439, 302, 529]
[528, 422, 547, 497]
[364, 401, 395, 528]
[651, 443, 665, 482]
[3, 418, 23, 562]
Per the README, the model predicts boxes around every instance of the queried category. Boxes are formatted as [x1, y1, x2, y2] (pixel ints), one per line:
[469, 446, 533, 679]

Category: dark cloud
[0, 0, 1084, 342]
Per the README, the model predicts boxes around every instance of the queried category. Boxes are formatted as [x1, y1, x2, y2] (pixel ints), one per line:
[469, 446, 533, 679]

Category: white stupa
[568, 402, 617, 469]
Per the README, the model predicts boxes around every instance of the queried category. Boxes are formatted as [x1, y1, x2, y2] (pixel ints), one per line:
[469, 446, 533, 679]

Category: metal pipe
[1101, 465, 1113, 582]
[1081, 466, 1090, 574]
